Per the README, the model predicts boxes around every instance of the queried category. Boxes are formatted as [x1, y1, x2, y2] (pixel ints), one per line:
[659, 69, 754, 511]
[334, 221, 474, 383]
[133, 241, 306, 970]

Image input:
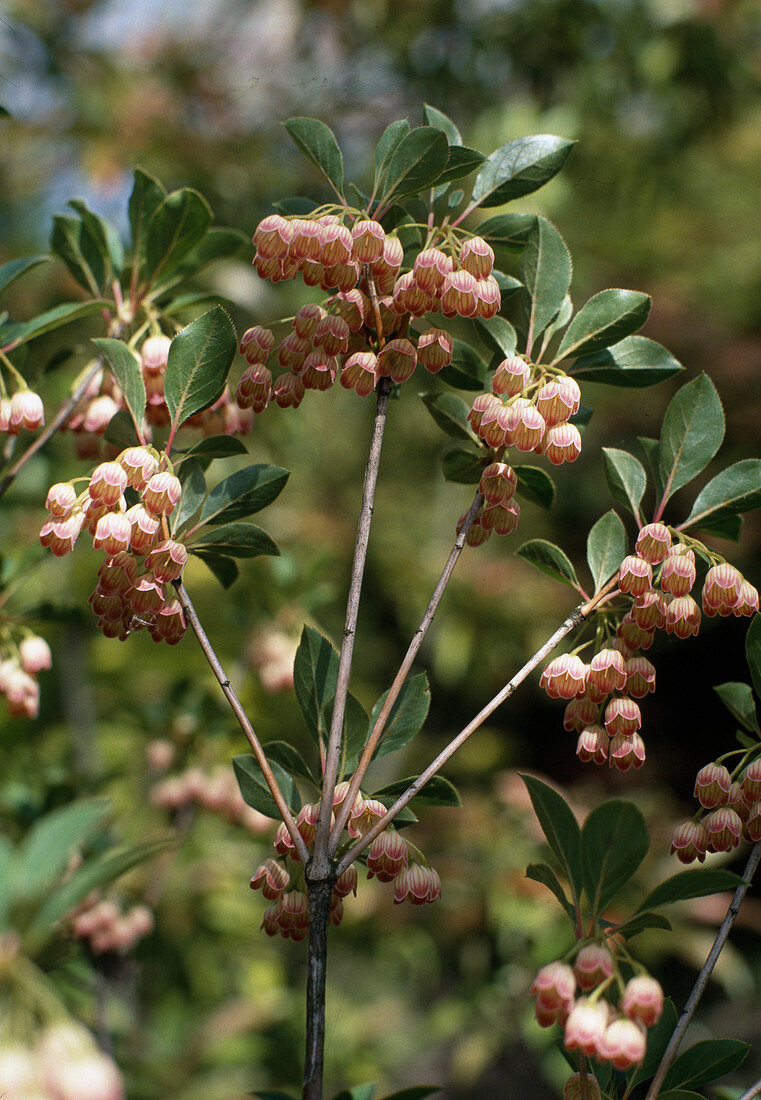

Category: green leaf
[555, 290, 651, 361]
[378, 1089, 440, 1100]
[587, 510, 627, 592]
[374, 775, 460, 808]
[520, 774, 583, 901]
[28, 840, 168, 945]
[0, 301, 107, 352]
[0, 836, 13, 929]
[0, 256, 49, 299]
[143, 188, 213, 286]
[628, 999, 679, 1090]
[520, 216, 572, 345]
[441, 448, 482, 485]
[420, 392, 474, 442]
[263, 741, 318, 787]
[331, 1087, 376, 1100]
[103, 409, 140, 451]
[325, 691, 368, 775]
[161, 226, 248, 284]
[13, 802, 107, 903]
[198, 464, 289, 526]
[471, 135, 574, 208]
[516, 539, 579, 587]
[581, 800, 648, 918]
[746, 615, 761, 701]
[684, 459, 761, 533]
[476, 212, 537, 248]
[525, 862, 575, 924]
[714, 682, 760, 734]
[92, 338, 146, 434]
[172, 458, 206, 535]
[164, 306, 237, 431]
[375, 120, 411, 181]
[657, 1092, 707, 1099]
[513, 466, 555, 510]
[190, 522, 279, 559]
[638, 436, 663, 497]
[293, 626, 340, 745]
[602, 448, 647, 520]
[272, 196, 320, 217]
[472, 315, 518, 359]
[613, 911, 672, 939]
[437, 341, 488, 391]
[658, 374, 725, 504]
[370, 673, 430, 760]
[233, 754, 300, 819]
[570, 335, 683, 387]
[423, 104, 461, 145]
[68, 199, 124, 283]
[284, 117, 344, 197]
[433, 146, 484, 187]
[379, 127, 449, 204]
[637, 868, 744, 912]
[194, 553, 239, 588]
[129, 167, 166, 270]
[50, 214, 103, 295]
[662, 1039, 748, 1092]
[178, 435, 248, 462]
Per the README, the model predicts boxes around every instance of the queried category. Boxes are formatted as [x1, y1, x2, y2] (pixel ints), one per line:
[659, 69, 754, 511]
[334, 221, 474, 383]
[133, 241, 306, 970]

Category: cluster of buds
[239, 211, 501, 413]
[530, 946, 663, 1075]
[151, 764, 271, 834]
[251, 783, 441, 940]
[461, 360, 582, 546]
[541, 525, 758, 772]
[0, 388, 45, 435]
[65, 363, 123, 459]
[40, 446, 188, 644]
[247, 627, 299, 693]
[671, 755, 761, 863]
[69, 894, 154, 955]
[0, 633, 51, 719]
[0, 1021, 123, 1099]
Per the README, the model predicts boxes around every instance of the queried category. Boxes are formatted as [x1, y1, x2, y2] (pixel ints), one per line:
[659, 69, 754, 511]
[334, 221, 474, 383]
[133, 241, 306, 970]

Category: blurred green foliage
[1, 1, 761, 1097]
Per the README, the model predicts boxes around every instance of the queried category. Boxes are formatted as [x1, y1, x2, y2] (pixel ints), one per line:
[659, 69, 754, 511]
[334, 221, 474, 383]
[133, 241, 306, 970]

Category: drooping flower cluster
[70, 894, 154, 955]
[0, 632, 51, 719]
[250, 782, 441, 940]
[237, 211, 500, 414]
[0, 388, 45, 435]
[0, 1021, 124, 1100]
[461, 360, 582, 546]
[670, 754, 761, 863]
[530, 945, 663, 1077]
[40, 446, 188, 644]
[541, 524, 758, 772]
[151, 763, 271, 834]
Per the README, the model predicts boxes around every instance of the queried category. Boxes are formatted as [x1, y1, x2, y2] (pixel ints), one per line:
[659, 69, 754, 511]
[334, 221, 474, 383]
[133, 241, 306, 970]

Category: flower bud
[93, 512, 132, 556]
[597, 1017, 646, 1071]
[19, 634, 52, 674]
[542, 422, 582, 465]
[341, 352, 378, 397]
[624, 656, 656, 698]
[576, 726, 609, 765]
[124, 503, 161, 555]
[743, 803, 761, 843]
[273, 371, 306, 409]
[328, 290, 368, 332]
[704, 806, 743, 851]
[564, 998, 609, 1057]
[253, 213, 293, 260]
[530, 961, 576, 1010]
[479, 462, 517, 505]
[660, 547, 696, 596]
[741, 758, 761, 803]
[536, 378, 580, 427]
[506, 398, 546, 452]
[46, 482, 77, 517]
[366, 830, 409, 882]
[460, 236, 494, 280]
[609, 732, 646, 771]
[240, 325, 275, 365]
[250, 858, 290, 900]
[301, 352, 338, 391]
[492, 354, 530, 397]
[391, 272, 431, 317]
[563, 697, 600, 733]
[351, 219, 385, 264]
[313, 314, 350, 356]
[319, 222, 353, 267]
[42, 512, 85, 556]
[293, 303, 326, 339]
[475, 274, 501, 319]
[664, 595, 701, 639]
[141, 334, 171, 375]
[413, 248, 452, 294]
[604, 696, 641, 738]
[540, 655, 588, 700]
[587, 648, 627, 695]
[618, 555, 653, 597]
[439, 269, 479, 318]
[334, 864, 358, 898]
[574, 944, 614, 991]
[635, 523, 672, 564]
[142, 471, 181, 517]
[237, 364, 272, 412]
[393, 864, 442, 904]
[9, 390, 44, 433]
[702, 563, 743, 616]
[372, 235, 404, 293]
[694, 762, 731, 809]
[670, 820, 708, 864]
[377, 338, 417, 383]
[478, 499, 520, 535]
[348, 797, 386, 839]
[622, 975, 664, 1027]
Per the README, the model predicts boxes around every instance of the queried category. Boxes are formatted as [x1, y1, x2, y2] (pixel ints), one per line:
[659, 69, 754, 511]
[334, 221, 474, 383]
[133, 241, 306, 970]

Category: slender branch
[310, 379, 392, 877]
[335, 604, 587, 877]
[644, 840, 761, 1100]
[302, 878, 334, 1100]
[328, 490, 483, 855]
[0, 357, 105, 500]
[173, 579, 310, 863]
[738, 1074, 761, 1100]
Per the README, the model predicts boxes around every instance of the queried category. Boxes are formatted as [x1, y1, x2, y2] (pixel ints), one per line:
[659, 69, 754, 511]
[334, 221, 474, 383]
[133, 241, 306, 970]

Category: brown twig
[335, 603, 587, 877]
[328, 489, 483, 855]
[173, 579, 310, 863]
[310, 378, 392, 877]
[644, 840, 761, 1100]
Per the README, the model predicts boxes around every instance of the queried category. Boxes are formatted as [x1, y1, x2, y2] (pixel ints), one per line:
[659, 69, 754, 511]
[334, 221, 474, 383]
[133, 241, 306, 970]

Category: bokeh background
[1, 0, 761, 1096]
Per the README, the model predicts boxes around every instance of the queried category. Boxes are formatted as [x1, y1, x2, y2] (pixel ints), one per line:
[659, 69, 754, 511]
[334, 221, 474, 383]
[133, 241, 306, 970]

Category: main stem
[302, 878, 334, 1100]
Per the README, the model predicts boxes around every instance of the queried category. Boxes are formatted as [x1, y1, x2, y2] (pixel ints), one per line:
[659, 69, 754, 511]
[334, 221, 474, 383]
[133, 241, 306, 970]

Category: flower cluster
[671, 754, 761, 863]
[40, 447, 188, 644]
[461, 360, 581, 546]
[0, 1021, 123, 1100]
[70, 895, 154, 956]
[251, 782, 441, 940]
[237, 211, 501, 414]
[541, 524, 758, 772]
[0, 388, 45, 435]
[151, 764, 271, 834]
[0, 633, 51, 719]
[530, 946, 663, 1077]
